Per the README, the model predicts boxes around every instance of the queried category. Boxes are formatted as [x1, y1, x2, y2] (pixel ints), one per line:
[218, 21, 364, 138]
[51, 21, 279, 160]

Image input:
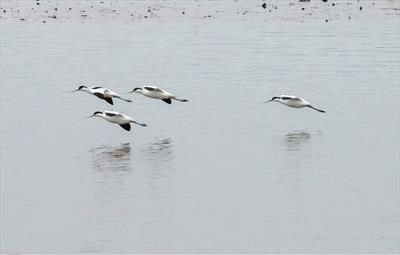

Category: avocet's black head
[88, 111, 103, 118]
[266, 96, 280, 103]
[69, 85, 88, 92]
[128, 87, 142, 94]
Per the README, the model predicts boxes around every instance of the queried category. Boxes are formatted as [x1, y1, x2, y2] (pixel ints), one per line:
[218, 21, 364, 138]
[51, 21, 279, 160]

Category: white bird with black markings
[88, 110, 147, 131]
[71, 86, 132, 105]
[128, 86, 188, 104]
[266, 95, 326, 113]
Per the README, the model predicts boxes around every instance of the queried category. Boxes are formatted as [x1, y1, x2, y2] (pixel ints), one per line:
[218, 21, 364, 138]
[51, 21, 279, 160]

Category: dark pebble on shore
[52, 15, 56, 18]
[325, 19, 328, 22]
[301, 7, 305, 10]
[332, 3, 335, 6]
[322, 0, 327, 2]
[69, 7, 72, 10]
[54, 8, 57, 11]
[262, 3, 266, 9]
[359, 6, 362, 10]
[144, 15, 148, 18]
[3, 10, 5, 13]
[269, 9, 271, 12]
[20, 18, 25, 21]
[182, 11, 185, 14]
[42, 20, 46, 23]
[36, 2, 40, 5]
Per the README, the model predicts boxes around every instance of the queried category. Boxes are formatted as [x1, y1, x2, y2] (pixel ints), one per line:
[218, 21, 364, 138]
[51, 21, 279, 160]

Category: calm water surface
[1, 20, 399, 253]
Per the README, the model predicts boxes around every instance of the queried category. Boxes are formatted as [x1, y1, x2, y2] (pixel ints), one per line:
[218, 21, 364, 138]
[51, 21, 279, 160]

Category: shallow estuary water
[1, 16, 399, 253]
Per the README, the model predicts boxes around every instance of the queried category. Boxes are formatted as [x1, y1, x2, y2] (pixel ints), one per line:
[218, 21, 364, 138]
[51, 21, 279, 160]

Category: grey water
[1, 20, 399, 253]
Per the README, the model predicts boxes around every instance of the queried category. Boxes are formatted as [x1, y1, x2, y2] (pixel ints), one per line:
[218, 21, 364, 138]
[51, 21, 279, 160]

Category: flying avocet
[266, 95, 326, 113]
[72, 86, 132, 105]
[88, 110, 147, 131]
[128, 86, 188, 104]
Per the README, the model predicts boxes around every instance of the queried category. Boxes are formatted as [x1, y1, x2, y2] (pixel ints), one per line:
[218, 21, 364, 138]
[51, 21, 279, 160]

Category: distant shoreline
[1, 0, 399, 24]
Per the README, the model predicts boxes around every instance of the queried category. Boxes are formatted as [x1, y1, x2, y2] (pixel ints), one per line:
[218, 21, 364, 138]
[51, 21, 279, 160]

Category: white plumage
[267, 95, 326, 113]
[72, 86, 132, 105]
[89, 110, 147, 131]
[129, 86, 188, 104]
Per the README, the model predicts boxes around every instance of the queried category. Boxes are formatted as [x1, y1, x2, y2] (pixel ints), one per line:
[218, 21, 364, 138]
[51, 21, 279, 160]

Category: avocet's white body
[267, 95, 325, 113]
[130, 86, 188, 104]
[73, 86, 132, 105]
[89, 110, 147, 131]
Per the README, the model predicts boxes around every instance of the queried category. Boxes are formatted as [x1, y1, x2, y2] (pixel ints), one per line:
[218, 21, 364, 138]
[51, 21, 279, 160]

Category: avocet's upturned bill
[71, 86, 132, 105]
[266, 95, 326, 113]
[128, 86, 188, 104]
[88, 110, 147, 131]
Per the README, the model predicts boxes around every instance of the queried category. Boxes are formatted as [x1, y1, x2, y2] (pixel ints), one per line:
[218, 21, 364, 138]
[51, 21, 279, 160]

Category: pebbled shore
[0, 0, 399, 24]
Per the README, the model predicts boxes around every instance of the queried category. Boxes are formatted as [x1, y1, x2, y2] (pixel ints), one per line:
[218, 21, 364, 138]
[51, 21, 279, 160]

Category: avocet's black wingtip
[104, 97, 113, 105]
[134, 121, 147, 127]
[162, 98, 172, 104]
[173, 98, 188, 102]
[119, 123, 131, 131]
[308, 105, 326, 113]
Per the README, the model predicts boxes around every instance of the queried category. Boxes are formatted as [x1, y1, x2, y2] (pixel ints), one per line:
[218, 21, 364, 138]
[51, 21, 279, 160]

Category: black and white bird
[72, 86, 132, 105]
[266, 95, 326, 113]
[88, 110, 147, 131]
[128, 86, 188, 104]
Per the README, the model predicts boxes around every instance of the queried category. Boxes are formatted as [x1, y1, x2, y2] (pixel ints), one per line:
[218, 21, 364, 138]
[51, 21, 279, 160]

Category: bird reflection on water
[90, 143, 132, 172]
[284, 130, 312, 152]
[143, 138, 174, 163]
[141, 137, 174, 180]
[282, 131, 313, 183]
